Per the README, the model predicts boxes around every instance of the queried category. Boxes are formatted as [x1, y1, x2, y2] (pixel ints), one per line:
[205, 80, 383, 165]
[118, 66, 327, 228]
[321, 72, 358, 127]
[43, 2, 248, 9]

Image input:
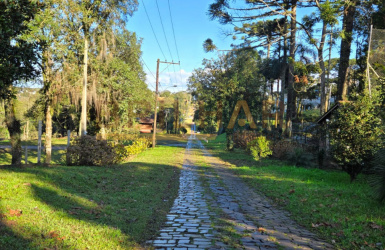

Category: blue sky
[127, 0, 236, 92]
[127, 1, 343, 93]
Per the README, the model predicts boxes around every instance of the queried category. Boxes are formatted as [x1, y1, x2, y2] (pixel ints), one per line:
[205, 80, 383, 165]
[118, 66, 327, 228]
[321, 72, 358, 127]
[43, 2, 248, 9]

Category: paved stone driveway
[149, 137, 334, 249]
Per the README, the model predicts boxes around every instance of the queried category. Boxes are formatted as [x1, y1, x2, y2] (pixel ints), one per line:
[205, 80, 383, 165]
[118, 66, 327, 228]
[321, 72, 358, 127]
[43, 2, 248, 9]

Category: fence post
[37, 120, 42, 163]
[24, 146, 28, 164]
[67, 130, 71, 148]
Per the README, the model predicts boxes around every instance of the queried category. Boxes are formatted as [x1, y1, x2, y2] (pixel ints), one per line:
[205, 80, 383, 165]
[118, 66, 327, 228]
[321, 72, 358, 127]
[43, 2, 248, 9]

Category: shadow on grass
[0, 219, 33, 248]
[0, 161, 181, 249]
[0, 205, 75, 249]
[202, 134, 385, 248]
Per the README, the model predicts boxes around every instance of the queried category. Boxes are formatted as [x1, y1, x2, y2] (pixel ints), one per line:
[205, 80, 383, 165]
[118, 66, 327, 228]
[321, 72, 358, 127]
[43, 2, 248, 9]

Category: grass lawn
[0, 145, 184, 249]
[0, 137, 69, 146]
[0, 134, 188, 165]
[205, 133, 385, 249]
[0, 148, 66, 166]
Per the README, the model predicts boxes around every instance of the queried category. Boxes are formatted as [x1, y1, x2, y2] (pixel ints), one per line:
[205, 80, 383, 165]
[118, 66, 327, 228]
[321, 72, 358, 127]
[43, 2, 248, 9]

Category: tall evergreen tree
[208, 0, 314, 135]
[337, 0, 358, 101]
[301, 0, 339, 114]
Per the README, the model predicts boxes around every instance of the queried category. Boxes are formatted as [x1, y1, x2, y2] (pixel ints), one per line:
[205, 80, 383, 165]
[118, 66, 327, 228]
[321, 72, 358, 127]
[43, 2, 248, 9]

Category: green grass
[206, 133, 385, 249]
[0, 138, 69, 146]
[0, 134, 188, 165]
[0, 148, 66, 165]
[0, 145, 184, 249]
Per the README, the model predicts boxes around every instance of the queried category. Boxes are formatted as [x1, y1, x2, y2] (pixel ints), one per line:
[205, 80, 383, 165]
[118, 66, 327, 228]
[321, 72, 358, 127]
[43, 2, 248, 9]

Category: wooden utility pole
[152, 59, 180, 148]
[175, 98, 179, 134]
[37, 120, 42, 164]
[152, 59, 160, 149]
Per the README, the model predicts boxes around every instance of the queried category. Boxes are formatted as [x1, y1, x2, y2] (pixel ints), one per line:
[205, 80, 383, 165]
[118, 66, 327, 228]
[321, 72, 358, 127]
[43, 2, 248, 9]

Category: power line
[141, 0, 167, 60]
[155, 0, 174, 62]
[141, 59, 156, 90]
[167, 0, 181, 63]
[167, 0, 184, 88]
[155, 0, 178, 86]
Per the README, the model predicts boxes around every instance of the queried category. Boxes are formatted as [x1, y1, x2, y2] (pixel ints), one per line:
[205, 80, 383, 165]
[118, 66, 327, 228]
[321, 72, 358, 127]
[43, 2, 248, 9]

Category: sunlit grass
[206, 134, 385, 249]
[0, 148, 65, 165]
[0, 145, 184, 249]
[0, 137, 69, 146]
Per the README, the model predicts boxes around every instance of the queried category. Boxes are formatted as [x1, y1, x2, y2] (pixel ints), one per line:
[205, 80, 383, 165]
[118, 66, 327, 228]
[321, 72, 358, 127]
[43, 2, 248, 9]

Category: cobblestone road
[149, 136, 333, 249]
[148, 138, 216, 249]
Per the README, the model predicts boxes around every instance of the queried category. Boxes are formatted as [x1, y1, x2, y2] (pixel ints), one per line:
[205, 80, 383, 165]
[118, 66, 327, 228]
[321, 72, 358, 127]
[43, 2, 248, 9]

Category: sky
[127, 1, 343, 93]
[126, 0, 236, 93]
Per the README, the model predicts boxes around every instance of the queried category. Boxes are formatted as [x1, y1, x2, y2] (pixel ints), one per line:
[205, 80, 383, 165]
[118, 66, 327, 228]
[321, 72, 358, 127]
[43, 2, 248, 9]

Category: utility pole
[175, 98, 179, 134]
[152, 59, 180, 148]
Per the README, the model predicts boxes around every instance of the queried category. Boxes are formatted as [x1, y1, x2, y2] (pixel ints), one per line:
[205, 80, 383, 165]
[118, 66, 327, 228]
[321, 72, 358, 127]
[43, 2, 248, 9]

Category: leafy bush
[113, 143, 128, 162]
[369, 149, 385, 202]
[97, 132, 139, 142]
[114, 137, 151, 162]
[330, 93, 384, 181]
[247, 136, 272, 161]
[125, 137, 151, 156]
[234, 130, 258, 149]
[286, 147, 315, 168]
[66, 136, 119, 166]
[271, 140, 296, 159]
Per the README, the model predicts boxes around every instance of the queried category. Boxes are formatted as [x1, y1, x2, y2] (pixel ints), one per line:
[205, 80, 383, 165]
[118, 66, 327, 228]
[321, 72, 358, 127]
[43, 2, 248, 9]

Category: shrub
[247, 136, 272, 161]
[66, 136, 119, 166]
[113, 143, 128, 162]
[369, 149, 385, 202]
[271, 140, 296, 160]
[111, 137, 152, 162]
[330, 92, 384, 181]
[234, 130, 258, 149]
[125, 137, 151, 157]
[286, 147, 315, 168]
[96, 132, 139, 142]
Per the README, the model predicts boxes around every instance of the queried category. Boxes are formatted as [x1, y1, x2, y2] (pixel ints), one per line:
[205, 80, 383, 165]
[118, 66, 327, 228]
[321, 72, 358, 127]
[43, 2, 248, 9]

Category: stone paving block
[151, 138, 334, 250]
[153, 243, 176, 247]
[178, 244, 198, 248]
[153, 240, 168, 244]
[159, 236, 173, 240]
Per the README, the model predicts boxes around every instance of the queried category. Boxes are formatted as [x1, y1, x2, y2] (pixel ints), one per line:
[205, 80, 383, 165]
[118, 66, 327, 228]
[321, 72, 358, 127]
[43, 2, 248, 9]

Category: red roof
[138, 118, 154, 124]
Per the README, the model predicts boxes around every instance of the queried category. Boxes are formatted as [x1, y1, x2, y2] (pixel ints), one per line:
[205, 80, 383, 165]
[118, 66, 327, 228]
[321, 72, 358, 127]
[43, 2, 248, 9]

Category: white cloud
[145, 69, 192, 92]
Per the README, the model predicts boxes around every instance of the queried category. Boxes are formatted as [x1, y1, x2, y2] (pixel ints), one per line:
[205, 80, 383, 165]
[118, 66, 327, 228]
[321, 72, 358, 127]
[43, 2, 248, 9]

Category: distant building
[138, 118, 154, 133]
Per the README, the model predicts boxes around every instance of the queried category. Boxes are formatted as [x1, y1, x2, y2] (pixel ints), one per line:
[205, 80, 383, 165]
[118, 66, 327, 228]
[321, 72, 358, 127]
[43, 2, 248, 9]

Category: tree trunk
[280, 27, 288, 129]
[286, 2, 297, 137]
[45, 103, 52, 164]
[337, 1, 357, 101]
[4, 96, 22, 165]
[226, 129, 234, 151]
[80, 37, 88, 136]
[319, 21, 327, 114]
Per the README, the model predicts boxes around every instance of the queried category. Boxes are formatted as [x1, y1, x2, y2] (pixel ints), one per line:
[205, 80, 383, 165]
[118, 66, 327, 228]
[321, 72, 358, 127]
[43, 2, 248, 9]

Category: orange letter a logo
[227, 100, 257, 129]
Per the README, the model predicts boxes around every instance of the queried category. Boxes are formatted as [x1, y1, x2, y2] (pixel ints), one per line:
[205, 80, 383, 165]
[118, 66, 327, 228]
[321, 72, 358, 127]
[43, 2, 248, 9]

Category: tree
[301, 0, 339, 114]
[330, 90, 384, 181]
[0, 0, 42, 164]
[25, 0, 68, 164]
[208, 0, 315, 135]
[337, 0, 358, 101]
[189, 49, 265, 149]
[61, 0, 139, 136]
